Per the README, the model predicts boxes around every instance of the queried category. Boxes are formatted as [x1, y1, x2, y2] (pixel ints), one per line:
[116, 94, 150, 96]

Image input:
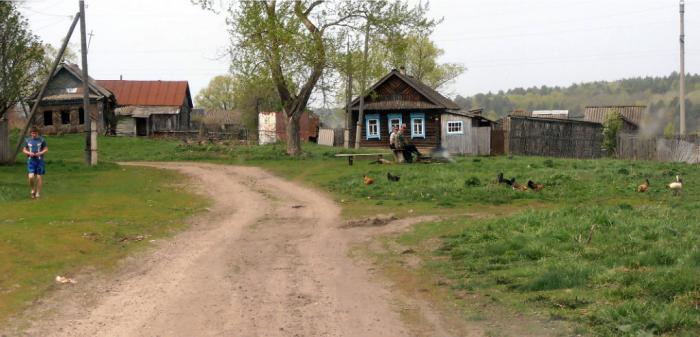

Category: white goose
[668, 175, 683, 196]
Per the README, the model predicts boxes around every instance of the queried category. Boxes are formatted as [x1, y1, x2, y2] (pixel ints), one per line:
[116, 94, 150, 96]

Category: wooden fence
[617, 133, 700, 163]
[318, 128, 334, 146]
[508, 116, 603, 158]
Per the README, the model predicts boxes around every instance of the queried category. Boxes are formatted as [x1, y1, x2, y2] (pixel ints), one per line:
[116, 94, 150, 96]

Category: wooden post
[12, 13, 81, 162]
[80, 0, 97, 165]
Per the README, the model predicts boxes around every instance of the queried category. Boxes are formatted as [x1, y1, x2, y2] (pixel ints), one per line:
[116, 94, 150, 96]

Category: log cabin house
[31, 63, 116, 135]
[348, 69, 493, 155]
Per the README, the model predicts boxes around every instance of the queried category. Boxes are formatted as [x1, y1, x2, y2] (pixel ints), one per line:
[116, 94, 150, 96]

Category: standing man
[22, 127, 48, 199]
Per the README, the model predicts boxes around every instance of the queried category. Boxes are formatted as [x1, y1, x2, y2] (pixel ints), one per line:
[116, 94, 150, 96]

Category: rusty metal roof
[583, 105, 646, 126]
[97, 80, 192, 108]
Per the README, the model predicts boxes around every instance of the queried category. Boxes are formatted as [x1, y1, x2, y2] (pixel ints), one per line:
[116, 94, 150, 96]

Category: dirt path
[5, 163, 428, 337]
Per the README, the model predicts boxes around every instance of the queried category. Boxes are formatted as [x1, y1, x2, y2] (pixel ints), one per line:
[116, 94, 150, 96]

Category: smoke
[638, 108, 674, 138]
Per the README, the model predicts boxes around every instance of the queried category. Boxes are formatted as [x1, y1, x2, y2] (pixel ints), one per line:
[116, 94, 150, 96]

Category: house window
[365, 114, 380, 140]
[43, 111, 53, 126]
[387, 113, 402, 133]
[79, 108, 85, 124]
[60, 111, 71, 125]
[410, 112, 425, 138]
[447, 121, 464, 134]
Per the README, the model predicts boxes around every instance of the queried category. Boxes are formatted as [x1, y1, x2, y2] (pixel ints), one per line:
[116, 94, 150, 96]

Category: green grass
[0, 136, 206, 323]
[3, 133, 700, 336]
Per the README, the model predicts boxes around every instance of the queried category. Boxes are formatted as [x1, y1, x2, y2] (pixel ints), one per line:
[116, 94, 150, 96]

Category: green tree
[196, 75, 238, 111]
[0, 2, 44, 119]
[385, 34, 464, 90]
[602, 111, 622, 155]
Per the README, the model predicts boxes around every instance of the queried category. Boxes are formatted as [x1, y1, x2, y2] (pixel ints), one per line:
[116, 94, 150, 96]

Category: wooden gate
[490, 129, 505, 155]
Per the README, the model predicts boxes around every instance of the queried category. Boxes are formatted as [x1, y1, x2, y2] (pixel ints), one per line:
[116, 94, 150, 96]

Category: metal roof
[97, 80, 193, 108]
[583, 105, 645, 126]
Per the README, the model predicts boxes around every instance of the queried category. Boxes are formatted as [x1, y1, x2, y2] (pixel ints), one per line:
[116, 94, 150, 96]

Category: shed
[31, 63, 116, 135]
[583, 105, 645, 131]
[98, 80, 192, 136]
[347, 69, 491, 155]
[257, 111, 320, 145]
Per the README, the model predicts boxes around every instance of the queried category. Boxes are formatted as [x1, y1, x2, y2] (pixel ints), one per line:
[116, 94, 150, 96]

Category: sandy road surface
[7, 163, 423, 337]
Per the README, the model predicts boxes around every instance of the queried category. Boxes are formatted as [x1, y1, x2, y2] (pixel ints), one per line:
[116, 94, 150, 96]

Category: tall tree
[196, 75, 238, 111]
[0, 2, 44, 119]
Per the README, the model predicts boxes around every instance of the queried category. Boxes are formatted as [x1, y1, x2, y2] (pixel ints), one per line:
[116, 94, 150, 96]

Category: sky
[14, 0, 700, 103]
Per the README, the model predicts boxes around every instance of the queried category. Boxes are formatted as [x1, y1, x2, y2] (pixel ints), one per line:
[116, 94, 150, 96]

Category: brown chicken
[512, 180, 528, 191]
[637, 179, 649, 192]
[527, 180, 545, 192]
[363, 175, 374, 185]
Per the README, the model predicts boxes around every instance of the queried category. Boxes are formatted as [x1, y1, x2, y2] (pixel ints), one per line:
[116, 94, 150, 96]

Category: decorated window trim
[410, 112, 425, 138]
[446, 120, 464, 134]
[387, 113, 402, 133]
[365, 114, 381, 140]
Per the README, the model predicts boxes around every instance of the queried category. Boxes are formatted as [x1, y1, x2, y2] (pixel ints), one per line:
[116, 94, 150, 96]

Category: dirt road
[8, 163, 435, 337]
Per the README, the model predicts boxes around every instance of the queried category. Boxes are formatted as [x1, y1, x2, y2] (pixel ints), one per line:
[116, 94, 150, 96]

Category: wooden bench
[334, 153, 391, 166]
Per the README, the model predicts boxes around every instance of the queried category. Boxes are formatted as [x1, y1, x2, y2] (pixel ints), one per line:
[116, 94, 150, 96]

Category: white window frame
[446, 121, 464, 134]
[365, 114, 380, 140]
[410, 112, 425, 138]
[387, 113, 402, 133]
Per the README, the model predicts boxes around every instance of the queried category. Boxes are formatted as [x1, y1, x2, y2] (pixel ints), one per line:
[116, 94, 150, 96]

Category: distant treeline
[454, 73, 700, 134]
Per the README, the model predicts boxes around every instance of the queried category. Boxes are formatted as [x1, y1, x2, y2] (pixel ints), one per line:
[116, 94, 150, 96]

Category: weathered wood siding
[350, 110, 441, 149]
[441, 113, 472, 154]
[116, 116, 136, 136]
[318, 128, 335, 146]
[617, 133, 700, 163]
[473, 127, 491, 155]
[0, 118, 10, 163]
[490, 129, 506, 155]
[508, 116, 602, 158]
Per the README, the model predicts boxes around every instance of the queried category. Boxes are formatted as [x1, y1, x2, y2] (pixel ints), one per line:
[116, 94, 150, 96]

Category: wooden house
[98, 80, 192, 136]
[258, 111, 320, 145]
[31, 63, 116, 135]
[347, 69, 493, 155]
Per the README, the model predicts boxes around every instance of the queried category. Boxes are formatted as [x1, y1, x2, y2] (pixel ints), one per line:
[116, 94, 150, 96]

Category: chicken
[363, 175, 374, 185]
[498, 172, 515, 186]
[512, 179, 528, 191]
[637, 179, 649, 193]
[668, 175, 682, 195]
[527, 180, 545, 192]
[387, 172, 400, 182]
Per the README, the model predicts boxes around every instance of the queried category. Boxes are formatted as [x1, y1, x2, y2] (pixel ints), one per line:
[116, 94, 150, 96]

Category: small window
[43, 111, 53, 126]
[79, 108, 85, 124]
[410, 113, 425, 138]
[365, 114, 380, 140]
[60, 111, 71, 125]
[66, 88, 78, 94]
[387, 113, 402, 133]
[447, 121, 464, 134]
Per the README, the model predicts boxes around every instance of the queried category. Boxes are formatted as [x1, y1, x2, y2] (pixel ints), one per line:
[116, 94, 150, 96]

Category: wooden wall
[617, 133, 700, 163]
[508, 116, 603, 158]
[349, 110, 441, 149]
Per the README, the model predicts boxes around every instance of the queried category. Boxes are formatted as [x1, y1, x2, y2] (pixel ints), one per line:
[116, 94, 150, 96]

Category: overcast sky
[16, 0, 700, 102]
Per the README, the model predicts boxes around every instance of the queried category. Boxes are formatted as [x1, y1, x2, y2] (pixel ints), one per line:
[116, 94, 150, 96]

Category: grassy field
[0, 135, 206, 323]
[2, 134, 699, 336]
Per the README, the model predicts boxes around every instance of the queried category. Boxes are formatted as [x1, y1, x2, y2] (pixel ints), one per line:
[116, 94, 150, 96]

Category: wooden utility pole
[354, 22, 370, 149]
[80, 0, 97, 165]
[12, 13, 81, 162]
[680, 0, 686, 135]
[344, 37, 353, 148]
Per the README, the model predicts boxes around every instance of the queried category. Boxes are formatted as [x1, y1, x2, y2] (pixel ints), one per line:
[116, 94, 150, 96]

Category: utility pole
[344, 37, 353, 148]
[80, 0, 97, 165]
[679, 0, 687, 136]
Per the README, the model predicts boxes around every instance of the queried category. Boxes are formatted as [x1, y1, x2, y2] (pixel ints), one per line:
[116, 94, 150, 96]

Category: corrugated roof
[583, 105, 645, 126]
[349, 69, 460, 111]
[98, 80, 192, 107]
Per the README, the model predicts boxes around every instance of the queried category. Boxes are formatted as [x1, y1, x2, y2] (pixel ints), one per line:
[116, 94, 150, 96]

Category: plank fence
[508, 116, 603, 158]
[617, 133, 700, 164]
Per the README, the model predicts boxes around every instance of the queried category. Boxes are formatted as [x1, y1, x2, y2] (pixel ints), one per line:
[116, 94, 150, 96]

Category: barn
[347, 69, 493, 155]
[98, 80, 192, 136]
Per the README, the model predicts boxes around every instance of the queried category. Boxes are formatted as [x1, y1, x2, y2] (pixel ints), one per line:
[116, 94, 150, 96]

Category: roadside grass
[0, 136, 206, 323]
[4, 134, 700, 336]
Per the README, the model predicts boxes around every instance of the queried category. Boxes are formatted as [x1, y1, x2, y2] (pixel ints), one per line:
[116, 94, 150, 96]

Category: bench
[334, 153, 391, 166]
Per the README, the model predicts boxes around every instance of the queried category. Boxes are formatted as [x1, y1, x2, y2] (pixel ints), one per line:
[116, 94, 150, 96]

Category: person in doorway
[398, 124, 421, 163]
[22, 127, 48, 199]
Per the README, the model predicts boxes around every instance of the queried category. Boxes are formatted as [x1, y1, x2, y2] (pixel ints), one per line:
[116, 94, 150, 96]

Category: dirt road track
[7, 163, 426, 337]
